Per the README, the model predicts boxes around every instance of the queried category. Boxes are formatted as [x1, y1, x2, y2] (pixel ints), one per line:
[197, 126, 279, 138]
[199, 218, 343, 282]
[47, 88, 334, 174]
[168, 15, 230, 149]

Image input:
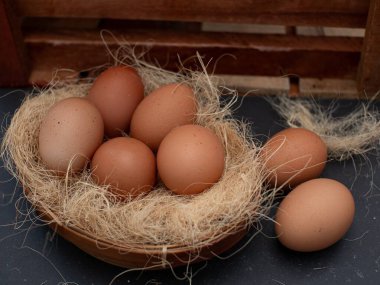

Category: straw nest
[1, 53, 274, 250]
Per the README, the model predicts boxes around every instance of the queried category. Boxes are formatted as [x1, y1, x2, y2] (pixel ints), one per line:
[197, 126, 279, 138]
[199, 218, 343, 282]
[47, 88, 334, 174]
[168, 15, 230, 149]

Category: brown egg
[275, 178, 355, 252]
[91, 137, 156, 199]
[130, 83, 197, 151]
[261, 128, 327, 187]
[157, 124, 225, 195]
[87, 66, 144, 137]
[39, 97, 104, 174]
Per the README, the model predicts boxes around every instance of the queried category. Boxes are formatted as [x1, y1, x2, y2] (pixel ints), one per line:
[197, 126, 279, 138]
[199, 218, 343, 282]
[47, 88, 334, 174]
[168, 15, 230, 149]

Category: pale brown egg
[38, 97, 104, 174]
[157, 124, 225, 195]
[91, 137, 156, 199]
[87, 66, 144, 137]
[130, 83, 197, 151]
[261, 128, 327, 187]
[275, 178, 355, 252]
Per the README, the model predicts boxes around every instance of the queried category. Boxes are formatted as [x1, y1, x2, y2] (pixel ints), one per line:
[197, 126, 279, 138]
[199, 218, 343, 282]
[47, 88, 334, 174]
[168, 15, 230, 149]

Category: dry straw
[1, 48, 275, 250]
[268, 96, 380, 161]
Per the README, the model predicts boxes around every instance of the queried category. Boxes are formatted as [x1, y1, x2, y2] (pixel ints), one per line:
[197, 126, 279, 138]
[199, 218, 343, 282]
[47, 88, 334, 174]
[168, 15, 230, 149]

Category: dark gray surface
[1, 89, 380, 285]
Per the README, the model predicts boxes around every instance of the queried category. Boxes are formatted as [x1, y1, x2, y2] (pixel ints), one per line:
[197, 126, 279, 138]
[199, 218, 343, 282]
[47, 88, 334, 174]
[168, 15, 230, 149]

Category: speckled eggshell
[87, 66, 144, 137]
[38, 97, 104, 174]
[157, 124, 225, 195]
[275, 178, 355, 252]
[130, 83, 197, 151]
[261, 128, 327, 187]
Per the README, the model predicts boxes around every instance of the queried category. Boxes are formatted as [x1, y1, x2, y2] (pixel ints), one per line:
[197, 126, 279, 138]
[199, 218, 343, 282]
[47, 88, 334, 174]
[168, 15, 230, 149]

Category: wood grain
[0, 0, 29, 86]
[14, 0, 369, 27]
[358, 0, 380, 94]
[23, 29, 362, 85]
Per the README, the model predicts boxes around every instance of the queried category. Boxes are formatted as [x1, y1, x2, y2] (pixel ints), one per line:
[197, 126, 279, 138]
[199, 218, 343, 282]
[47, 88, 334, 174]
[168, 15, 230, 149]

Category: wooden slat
[23, 18, 100, 30]
[24, 29, 363, 52]
[0, 0, 29, 86]
[358, 0, 380, 94]
[297, 26, 366, 37]
[14, 0, 369, 28]
[24, 29, 362, 85]
[217, 75, 290, 95]
[300, 78, 358, 98]
[202, 23, 287, 35]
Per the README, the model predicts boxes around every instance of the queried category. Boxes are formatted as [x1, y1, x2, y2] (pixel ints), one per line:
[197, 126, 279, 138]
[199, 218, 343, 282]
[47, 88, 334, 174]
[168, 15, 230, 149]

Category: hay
[1, 51, 274, 249]
[268, 96, 380, 161]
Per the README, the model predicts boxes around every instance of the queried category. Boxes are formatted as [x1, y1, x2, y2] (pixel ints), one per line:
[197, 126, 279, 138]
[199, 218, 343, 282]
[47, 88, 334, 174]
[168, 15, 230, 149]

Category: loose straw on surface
[268, 96, 380, 161]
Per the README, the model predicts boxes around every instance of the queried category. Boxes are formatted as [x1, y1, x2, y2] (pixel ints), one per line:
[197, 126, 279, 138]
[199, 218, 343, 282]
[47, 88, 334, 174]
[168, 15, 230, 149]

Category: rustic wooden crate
[1, 0, 379, 96]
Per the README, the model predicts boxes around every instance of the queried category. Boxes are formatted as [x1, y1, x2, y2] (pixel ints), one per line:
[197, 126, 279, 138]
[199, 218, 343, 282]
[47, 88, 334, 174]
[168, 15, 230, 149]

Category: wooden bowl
[37, 206, 247, 269]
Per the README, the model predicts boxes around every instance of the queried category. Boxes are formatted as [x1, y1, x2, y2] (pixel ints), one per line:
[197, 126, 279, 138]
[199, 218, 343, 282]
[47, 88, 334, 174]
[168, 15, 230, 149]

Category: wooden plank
[297, 27, 366, 37]
[300, 78, 358, 98]
[14, 0, 369, 27]
[23, 18, 100, 30]
[202, 23, 287, 35]
[24, 29, 362, 85]
[24, 29, 363, 52]
[358, 0, 380, 95]
[323, 27, 365, 37]
[0, 0, 29, 86]
[217, 75, 290, 95]
[100, 19, 203, 32]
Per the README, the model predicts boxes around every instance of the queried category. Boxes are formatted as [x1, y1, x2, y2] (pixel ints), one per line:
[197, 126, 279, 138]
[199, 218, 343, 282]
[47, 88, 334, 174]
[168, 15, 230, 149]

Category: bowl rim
[29, 192, 248, 255]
